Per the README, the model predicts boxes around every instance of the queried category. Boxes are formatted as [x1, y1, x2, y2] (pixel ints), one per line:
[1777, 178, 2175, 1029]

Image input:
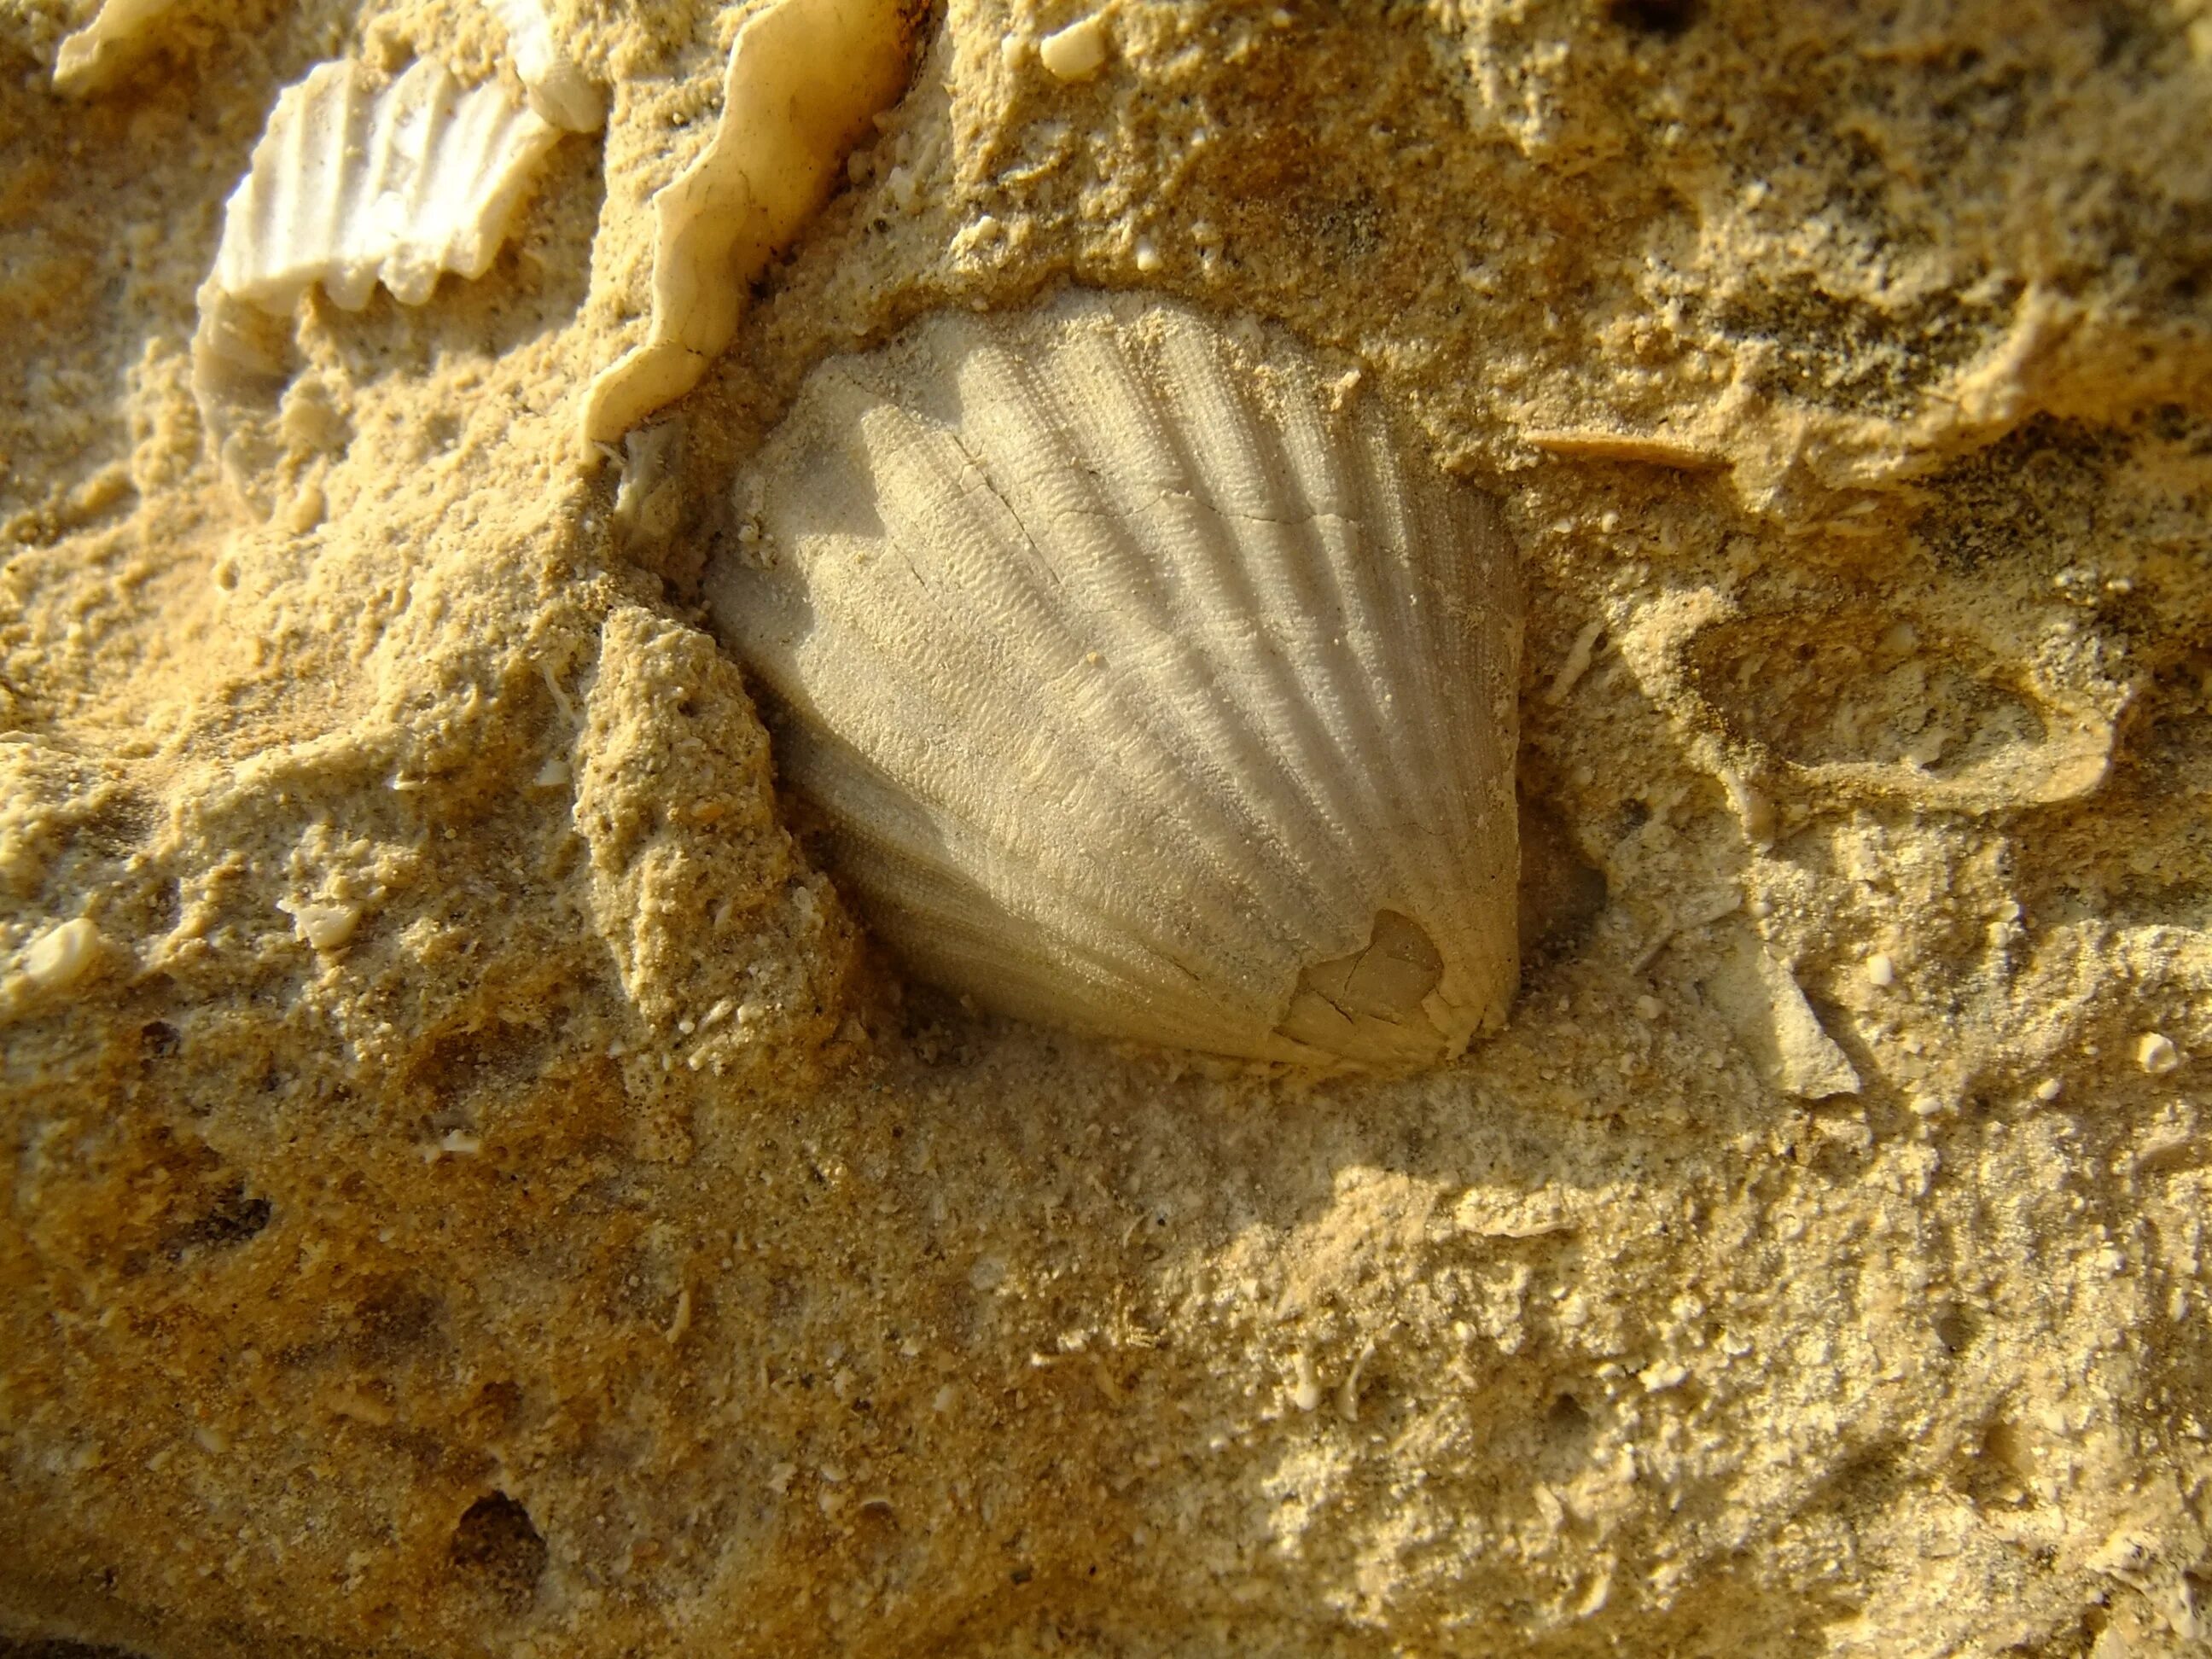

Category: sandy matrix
[3, 0, 2211, 1653]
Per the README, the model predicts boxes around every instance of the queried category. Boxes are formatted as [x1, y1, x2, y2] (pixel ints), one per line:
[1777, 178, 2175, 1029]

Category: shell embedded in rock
[710, 291, 1522, 1068]
[52, 0, 180, 95]
[207, 57, 560, 314]
[578, 0, 920, 448]
[190, 56, 560, 501]
[482, 0, 605, 132]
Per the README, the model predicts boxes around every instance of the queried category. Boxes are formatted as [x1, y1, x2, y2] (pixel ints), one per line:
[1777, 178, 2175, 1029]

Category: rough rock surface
[2, 0, 2209, 1655]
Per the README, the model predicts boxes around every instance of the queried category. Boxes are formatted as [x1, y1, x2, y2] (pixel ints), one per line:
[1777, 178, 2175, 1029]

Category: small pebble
[288, 902, 361, 952]
[1634, 994, 1662, 1021]
[2138, 1033, 2180, 1075]
[2034, 1077, 2064, 1103]
[1132, 236, 1161, 273]
[1864, 952, 1895, 988]
[1039, 15, 1109, 80]
[1639, 1359, 1689, 1392]
[22, 917, 102, 992]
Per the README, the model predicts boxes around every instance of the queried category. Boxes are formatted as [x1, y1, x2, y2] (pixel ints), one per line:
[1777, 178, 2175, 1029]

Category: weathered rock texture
[2, 0, 2209, 1655]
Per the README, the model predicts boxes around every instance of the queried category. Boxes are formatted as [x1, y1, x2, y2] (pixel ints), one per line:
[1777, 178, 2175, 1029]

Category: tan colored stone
[3, 0, 2210, 1654]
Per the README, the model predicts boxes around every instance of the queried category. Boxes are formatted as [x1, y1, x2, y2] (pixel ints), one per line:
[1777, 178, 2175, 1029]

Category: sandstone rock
[3, 1, 2209, 1654]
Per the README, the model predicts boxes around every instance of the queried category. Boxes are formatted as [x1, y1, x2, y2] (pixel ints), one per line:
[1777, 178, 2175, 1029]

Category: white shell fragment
[712, 291, 1522, 1068]
[53, 0, 179, 95]
[484, 0, 605, 132]
[208, 58, 561, 313]
[191, 58, 561, 500]
[579, 0, 919, 447]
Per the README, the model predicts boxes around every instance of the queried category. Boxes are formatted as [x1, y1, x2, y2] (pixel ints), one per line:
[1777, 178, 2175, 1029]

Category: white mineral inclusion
[280, 899, 363, 952]
[22, 918, 103, 992]
[713, 290, 1522, 1068]
[1038, 15, 1110, 81]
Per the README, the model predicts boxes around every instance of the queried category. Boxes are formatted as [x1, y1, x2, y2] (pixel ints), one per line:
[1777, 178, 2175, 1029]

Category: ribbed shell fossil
[207, 57, 559, 314]
[711, 291, 1521, 1068]
[190, 57, 560, 501]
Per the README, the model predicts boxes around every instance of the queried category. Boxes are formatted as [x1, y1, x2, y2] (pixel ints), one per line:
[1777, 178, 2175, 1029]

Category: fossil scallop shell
[711, 291, 1521, 1068]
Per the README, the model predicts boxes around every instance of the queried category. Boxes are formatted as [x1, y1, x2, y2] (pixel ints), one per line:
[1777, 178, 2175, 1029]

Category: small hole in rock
[449, 1493, 548, 1608]
[1933, 1302, 1981, 1354]
[463, 1378, 523, 1436]
[351, 1280, 445, 1359]
[1606, 0, 1697, 33]
[1545, 1391, 1593, 1451]
[172, 1187, 271, 1254]
[1518, 797, 1608, 967]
